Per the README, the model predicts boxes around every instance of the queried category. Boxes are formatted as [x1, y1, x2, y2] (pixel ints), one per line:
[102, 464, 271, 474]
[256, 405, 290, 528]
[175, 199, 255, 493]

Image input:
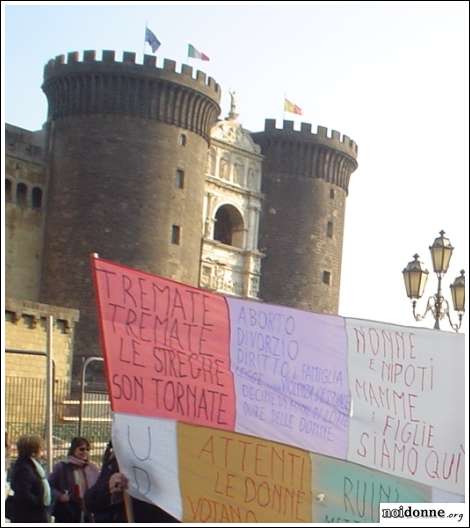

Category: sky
[2, 1, 469, 331]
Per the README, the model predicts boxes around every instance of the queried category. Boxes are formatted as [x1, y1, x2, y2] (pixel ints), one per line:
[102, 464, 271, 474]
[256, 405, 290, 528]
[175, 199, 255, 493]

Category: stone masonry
[39, 50, 221, 376]
[5, 298, 79, 380]
[252, 119, 358, 314]
[5, 49, 359, 385]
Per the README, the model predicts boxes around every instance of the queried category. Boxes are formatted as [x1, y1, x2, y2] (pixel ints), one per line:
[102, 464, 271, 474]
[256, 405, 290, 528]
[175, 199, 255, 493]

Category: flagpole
[283, 92, 286, 122]
[143, 20, 148, 57]
[187, 42, 191, 64]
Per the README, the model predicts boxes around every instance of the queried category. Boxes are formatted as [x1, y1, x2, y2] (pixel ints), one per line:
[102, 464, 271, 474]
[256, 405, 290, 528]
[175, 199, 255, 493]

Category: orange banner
[92, 256, 235, 430]
[178, 423, 313, 523]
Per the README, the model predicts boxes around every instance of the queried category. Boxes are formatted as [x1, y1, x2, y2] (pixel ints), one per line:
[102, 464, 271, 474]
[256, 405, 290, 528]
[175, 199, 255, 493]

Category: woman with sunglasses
[48, 436, 99, 522]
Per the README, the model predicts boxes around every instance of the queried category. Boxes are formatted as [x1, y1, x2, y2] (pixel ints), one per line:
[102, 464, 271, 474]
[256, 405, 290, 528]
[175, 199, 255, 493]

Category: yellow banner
[178, 423, 313, 523]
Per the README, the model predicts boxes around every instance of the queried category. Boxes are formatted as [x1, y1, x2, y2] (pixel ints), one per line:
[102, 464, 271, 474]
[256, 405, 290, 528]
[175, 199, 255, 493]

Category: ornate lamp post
[402, 231, 465, 331]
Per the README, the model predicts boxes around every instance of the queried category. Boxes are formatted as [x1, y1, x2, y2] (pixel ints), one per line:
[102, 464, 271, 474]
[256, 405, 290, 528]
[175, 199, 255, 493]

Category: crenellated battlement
[261, 118, 358, 159]
[43, 50, 220, 102]
[255, 118, 359, 314]
[251, 119, 359, 193]
[42, 50, 221, 141]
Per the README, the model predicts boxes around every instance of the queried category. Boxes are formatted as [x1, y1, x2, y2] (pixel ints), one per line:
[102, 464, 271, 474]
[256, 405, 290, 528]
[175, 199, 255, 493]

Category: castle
[5, 50, 358, 383]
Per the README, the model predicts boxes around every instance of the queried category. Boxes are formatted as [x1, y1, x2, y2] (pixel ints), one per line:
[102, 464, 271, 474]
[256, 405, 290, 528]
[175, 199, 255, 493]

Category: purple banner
[227, 298, 350, 459]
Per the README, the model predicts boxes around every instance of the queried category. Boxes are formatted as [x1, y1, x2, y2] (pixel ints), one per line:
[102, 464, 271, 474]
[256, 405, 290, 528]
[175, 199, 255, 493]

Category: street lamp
[402, 231, 465, 332]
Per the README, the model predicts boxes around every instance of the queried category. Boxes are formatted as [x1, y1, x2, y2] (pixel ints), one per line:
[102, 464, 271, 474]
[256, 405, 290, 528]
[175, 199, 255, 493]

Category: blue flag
[145, 27, 161, 53]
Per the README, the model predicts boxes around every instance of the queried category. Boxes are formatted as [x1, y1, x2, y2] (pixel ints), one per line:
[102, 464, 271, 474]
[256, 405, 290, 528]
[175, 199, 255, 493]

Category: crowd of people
[5, 434, 179, 523]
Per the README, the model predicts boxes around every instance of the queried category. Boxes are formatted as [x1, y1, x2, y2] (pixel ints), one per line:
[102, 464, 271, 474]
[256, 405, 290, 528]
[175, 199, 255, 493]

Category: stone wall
[5, 126, 46, 301]
[5, 298, 79, 380]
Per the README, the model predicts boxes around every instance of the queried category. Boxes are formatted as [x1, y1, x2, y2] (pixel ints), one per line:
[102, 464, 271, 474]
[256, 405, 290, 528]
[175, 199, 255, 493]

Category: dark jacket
[10, 457, 49, 523]
[84, 455, 179, 523]
[48, 460, 98, 522]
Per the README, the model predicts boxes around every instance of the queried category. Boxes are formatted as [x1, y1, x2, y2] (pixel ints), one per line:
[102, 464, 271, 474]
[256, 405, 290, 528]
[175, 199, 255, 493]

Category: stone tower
[40, 50, 221, 372]
[251, 119, 358, 314]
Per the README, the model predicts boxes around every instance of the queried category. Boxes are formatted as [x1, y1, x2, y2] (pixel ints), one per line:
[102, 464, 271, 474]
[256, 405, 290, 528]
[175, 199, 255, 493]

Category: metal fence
[5, 376, 112, 466]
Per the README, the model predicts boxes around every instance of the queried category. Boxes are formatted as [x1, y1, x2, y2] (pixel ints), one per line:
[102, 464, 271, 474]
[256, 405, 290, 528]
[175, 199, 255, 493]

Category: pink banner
[92, 256, 235, 430]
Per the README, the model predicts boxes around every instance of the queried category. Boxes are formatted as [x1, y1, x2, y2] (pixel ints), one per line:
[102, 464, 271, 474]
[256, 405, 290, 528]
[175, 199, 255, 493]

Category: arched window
[16, 183, 27, 206]
[32, 187, 43, 209]
[6, 179, 12, 201]
[213, 205, 244, 248]
[178, 134, 187, 146]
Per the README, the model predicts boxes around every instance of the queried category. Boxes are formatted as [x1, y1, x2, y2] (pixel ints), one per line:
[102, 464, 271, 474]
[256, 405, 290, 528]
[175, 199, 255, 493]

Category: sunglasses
[77, 447, 90, 452]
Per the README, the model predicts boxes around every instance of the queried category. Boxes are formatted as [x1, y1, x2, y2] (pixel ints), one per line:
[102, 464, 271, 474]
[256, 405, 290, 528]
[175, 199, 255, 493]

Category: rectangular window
[201, 265, 212, 288]
[176, 169, 185, 189]
[22, 314, 37, 328]
[171, 225, 181, 245]
[56, 319, 68, 334]
[327, 221, 334, 238]
[322, 271, 331, 285]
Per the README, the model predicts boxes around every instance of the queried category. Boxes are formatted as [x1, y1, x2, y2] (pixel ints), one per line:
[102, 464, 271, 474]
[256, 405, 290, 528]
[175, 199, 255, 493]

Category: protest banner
[111, 413, 444, 523]
[91, 255, 465, 515]
[311, 453, 430, 523]
[346, 318, 465, 494]
[178, 424, 313, 522]
[111, 413, 182, 518]
[92, 256, 236, 430]
[228, 297, 350, 459]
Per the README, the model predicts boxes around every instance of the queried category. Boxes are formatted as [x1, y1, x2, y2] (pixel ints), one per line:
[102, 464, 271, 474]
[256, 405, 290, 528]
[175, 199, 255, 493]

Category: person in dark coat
[9, 435, 51, 523]
[84, 442, 179, 523]
[48, 436, 100, 522]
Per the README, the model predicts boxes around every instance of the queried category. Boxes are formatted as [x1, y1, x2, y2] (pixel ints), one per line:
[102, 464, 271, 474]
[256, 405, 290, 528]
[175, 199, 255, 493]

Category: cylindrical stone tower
[251, 119, 358, 314]
[40, 50, 221, 372]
